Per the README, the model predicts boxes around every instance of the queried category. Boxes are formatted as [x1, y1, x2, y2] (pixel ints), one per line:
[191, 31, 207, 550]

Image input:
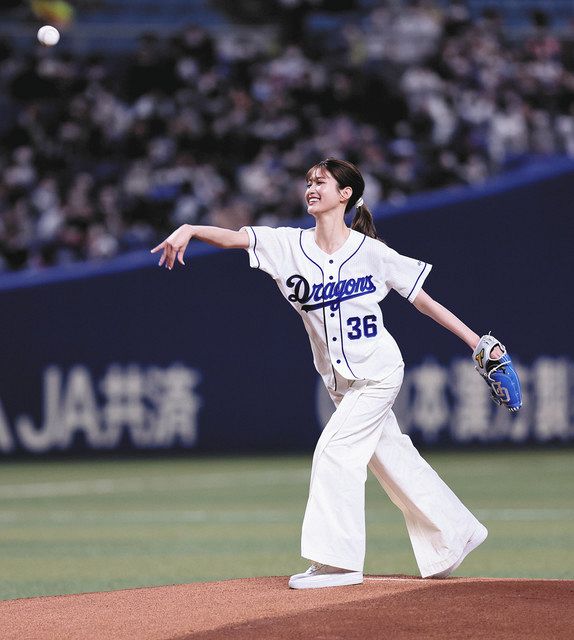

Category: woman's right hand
[151, 224, 194, 270]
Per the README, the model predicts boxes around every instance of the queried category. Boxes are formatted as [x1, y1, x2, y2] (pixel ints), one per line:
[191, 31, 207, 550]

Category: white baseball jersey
[243, 226, 432, 390]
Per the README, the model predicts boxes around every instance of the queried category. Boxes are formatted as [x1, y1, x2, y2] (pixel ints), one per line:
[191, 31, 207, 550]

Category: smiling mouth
[307, 197, 320, 205]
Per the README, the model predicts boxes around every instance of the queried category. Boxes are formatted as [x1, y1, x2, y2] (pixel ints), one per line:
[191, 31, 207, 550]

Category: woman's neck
[313, 211, 350, 255]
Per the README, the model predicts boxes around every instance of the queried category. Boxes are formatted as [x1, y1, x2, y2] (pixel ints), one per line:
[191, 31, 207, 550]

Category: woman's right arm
[151, 224, 250, 269]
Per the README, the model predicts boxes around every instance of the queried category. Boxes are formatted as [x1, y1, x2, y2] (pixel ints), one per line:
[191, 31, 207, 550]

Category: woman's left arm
[413, 289, 480, 351]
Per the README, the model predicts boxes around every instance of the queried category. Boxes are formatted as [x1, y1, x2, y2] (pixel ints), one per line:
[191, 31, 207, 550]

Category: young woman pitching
[151, 158, 521, 589]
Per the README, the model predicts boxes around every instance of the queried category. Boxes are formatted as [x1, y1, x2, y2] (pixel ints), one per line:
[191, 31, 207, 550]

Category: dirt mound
[1, 576, 572, 640]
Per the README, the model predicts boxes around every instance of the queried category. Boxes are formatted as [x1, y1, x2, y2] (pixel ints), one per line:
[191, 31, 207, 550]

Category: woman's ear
[339, 186, 353, 203]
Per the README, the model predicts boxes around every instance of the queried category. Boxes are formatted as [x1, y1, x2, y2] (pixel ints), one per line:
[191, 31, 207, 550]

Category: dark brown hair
[306, 158, 381, 241]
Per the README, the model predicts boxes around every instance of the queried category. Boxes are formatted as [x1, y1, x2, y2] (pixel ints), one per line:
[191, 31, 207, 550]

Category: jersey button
[330, 313, 335, 317]
[329, 259, 333, 264]
[336, 359, 341, 364]
[332, 337, 337, 341]
[329, 275, 334, 280]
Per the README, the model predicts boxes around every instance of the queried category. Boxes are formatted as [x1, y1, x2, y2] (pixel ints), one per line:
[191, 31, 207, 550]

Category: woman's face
[305, 168, 351, 217]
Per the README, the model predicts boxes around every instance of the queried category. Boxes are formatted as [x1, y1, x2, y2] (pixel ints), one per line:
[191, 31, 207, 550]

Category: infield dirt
[1, 576, 572, 639]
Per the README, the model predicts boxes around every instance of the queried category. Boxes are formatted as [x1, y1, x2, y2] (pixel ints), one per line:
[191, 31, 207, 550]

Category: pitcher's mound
[1, 576, 573, 639]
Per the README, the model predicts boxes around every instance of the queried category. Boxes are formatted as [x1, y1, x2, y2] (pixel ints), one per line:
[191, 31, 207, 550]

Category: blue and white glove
[472, 334, 522, 412]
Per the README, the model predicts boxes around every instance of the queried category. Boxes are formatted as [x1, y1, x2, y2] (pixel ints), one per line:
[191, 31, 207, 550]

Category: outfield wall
[1, 158, 573, 455]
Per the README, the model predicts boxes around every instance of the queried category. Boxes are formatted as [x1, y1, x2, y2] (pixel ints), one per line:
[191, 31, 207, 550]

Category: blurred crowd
[2, 0, 574, 271]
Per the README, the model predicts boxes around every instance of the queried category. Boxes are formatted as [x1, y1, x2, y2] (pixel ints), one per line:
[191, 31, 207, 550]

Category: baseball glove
[472, 334, 522, 412]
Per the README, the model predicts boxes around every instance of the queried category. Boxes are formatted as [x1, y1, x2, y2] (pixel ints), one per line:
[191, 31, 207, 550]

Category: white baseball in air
[37, 25, 60, 46]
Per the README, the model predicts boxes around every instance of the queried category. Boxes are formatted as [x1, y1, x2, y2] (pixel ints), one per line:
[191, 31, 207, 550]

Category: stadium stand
[1, 0, 574, 271]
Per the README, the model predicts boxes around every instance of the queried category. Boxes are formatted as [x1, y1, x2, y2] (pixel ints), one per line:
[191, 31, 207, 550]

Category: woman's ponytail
[351, 202, 382, 242]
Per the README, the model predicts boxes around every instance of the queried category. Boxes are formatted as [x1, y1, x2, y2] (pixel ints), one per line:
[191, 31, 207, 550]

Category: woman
[151, 158, 491, 589]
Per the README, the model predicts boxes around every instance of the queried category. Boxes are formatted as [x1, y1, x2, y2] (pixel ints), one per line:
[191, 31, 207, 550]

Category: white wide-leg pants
[301, 366, 484, 577]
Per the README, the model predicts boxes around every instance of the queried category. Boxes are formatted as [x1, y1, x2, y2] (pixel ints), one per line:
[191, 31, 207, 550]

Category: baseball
[37, 25, 60, 47]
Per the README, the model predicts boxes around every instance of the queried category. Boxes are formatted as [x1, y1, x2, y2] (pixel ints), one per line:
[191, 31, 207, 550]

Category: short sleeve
[241, 226, 290, 280]
[383, 246, 432, 303]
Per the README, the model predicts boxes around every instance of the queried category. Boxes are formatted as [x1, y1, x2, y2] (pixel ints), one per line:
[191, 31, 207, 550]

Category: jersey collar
[302, 227, 364, 266]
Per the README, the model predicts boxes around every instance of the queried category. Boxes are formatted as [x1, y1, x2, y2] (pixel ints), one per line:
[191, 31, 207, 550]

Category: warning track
[1, 576, 572, 640]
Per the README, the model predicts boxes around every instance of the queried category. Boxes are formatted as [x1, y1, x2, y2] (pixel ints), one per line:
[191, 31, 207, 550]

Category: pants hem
[301, 550, 363, 573]
[417, 521, 480, 577]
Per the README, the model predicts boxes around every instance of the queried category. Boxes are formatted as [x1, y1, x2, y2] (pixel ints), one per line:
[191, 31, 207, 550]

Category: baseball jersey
[243, 226, 432, 391]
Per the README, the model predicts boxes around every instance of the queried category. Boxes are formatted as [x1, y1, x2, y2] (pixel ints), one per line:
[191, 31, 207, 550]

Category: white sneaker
[289, 563, 363, 589]
[430, 523, 489, 579]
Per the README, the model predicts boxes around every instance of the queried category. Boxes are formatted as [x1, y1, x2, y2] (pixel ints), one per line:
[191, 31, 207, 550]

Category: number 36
[347, 315, 377, 340]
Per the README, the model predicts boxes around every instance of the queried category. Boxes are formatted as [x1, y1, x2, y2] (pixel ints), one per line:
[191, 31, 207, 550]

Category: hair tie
[356, 197, 364, 208]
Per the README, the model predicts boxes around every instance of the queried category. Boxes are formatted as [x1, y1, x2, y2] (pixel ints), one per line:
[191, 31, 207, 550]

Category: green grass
[0, 451, 572, 600]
